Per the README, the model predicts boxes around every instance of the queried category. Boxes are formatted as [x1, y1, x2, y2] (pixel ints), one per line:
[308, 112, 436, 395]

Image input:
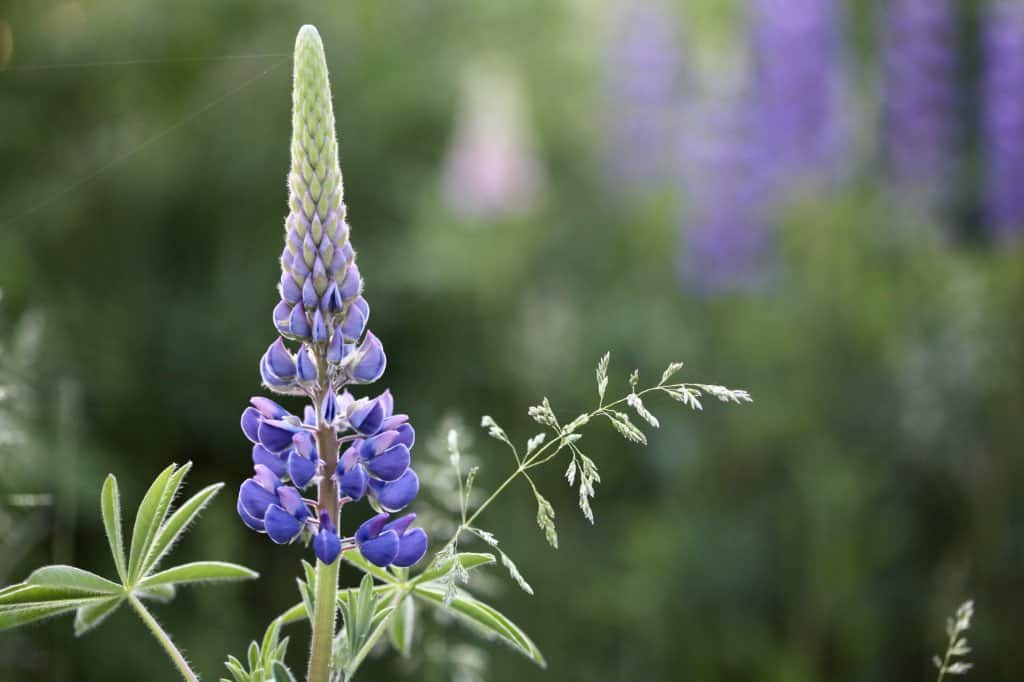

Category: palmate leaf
[0, 463, 256, 650]
[139, 561, 258, 589]
[415, 552, 495, 584]
[388, 595, 415, 657]
[412, 583, 546, 668]
[101, 474, 128, 583]
[127, 463, 190, 583]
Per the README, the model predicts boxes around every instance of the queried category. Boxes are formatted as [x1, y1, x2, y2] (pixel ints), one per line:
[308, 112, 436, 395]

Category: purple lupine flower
[983, 0, 1024, 241]
[602, 0, 686, 193]
[354, 512, 428, 568]
[678, 84, 774, 293]
[748, 0, 847, 190]
[235, 25, 426, 566]
[881, 0, 959, 204]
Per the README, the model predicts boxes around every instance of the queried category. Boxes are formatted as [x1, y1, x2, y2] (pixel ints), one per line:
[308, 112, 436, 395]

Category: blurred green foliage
[0, 1, 1021, 681]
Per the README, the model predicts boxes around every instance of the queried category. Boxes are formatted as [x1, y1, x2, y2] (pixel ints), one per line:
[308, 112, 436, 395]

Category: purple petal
[267, 338, 297, 379]
[237, 496, 265, 531]
[289, 305, 311, 339]
[341, 296, 369, 341]
[312, 309, 328, 343]
[239, 479, 277, 519]
[358, 530, 399, 567]
[252, 444, 287, 478]
[302, 276, 319, 309]
[356, 512, 390, 543]
[296, 344, 317, 383]
[313, 527, 342, 564]
[359, 430, 399, 459]
[382, 513, 417, 537]
[323, 281, 344, 313]
[392, 528, 428, 567]
[348, 399, 384, 436]
[327, 324, 345, 363]
[322, 391, 338, 425]
[250, 397, 289, 419]
[287, 450, 318, 488]
[365, 444, 410, 482]
[276, 485, 310, 520]
[338, 462, 368, 500]
[368, 469, 419, 512]
[259, 419, 301, 454]
[273, 300, 293, 336]
[280, 272, 302, 304]
[340, 262, 362, 301]
[241, 407, 261, 443]
[393, 423, 415, 449]
[348, 332, 386, 384]
[264, 504, 303, 544]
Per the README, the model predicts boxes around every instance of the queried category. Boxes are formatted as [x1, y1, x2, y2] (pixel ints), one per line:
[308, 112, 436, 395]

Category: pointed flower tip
[296, 24, 323, 50]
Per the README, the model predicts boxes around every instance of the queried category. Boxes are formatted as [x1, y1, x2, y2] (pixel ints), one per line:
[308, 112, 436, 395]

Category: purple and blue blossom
[881, 0, 959, 204]
[748, 0, 847, 190]
[983, 0, 1024, 241]
[235, 26, 427, 567]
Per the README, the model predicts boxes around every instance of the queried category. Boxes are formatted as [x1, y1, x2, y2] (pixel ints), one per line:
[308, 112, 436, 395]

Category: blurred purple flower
[881, 0, 959, 205]
[983, 0, 1024, 241]
[677, 89, 774, 293]
[748, 0, 847, 189]
[602, 0, 686, 193]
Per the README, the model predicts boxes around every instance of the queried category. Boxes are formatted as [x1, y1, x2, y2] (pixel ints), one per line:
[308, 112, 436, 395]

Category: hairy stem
[308, 419, 341, 682]
[128, 595, 199, 682]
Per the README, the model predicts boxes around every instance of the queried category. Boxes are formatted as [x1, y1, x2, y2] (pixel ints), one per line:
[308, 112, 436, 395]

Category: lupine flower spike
[236, 25, 427, 571]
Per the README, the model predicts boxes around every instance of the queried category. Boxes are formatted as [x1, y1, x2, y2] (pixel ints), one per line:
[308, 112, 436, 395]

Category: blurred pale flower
[441, 58, 543, 222]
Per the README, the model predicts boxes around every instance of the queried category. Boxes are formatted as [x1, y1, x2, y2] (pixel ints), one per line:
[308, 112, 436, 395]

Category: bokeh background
[1, 0, 1022, 680]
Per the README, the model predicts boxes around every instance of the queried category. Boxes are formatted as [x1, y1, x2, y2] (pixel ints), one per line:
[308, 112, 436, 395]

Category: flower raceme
[236, 25, 425, 569]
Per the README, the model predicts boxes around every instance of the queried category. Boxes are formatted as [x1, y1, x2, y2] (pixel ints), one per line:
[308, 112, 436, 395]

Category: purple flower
[748, 0, 847, 189]
[881, 0, 959, 204]
[602, 0, 686, 193]
[313, 511, 342, 564]
[237, 465, 311, 544]
[236, 24, 422, 567]
[983, 0, 1024, 241]
[354, 513, 428, 568]
[677, 89, 774, 293]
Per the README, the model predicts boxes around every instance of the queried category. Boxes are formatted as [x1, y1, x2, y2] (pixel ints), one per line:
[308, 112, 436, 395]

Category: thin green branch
[128, 595, 198, 682]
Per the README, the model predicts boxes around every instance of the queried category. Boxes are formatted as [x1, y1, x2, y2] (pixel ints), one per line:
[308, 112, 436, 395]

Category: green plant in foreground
[0, 462, 257, 680]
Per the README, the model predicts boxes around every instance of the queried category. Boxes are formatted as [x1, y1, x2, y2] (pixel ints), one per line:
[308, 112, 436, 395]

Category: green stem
[128, 595, 199, 682]
[308, 417, 341, 682]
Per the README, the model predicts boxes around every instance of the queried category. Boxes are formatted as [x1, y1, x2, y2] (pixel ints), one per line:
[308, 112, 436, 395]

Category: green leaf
[271, 661, 296, 682]
[135, 583, 176, 604]
[101, 475, 128, 583]
[388, 595, 414, 657]
[415, 552, 495, 584]
[140, 482, 223, 577]
[0, 584, 113, 607]
[138, 561, 258, 589]
[343, 604, 395, 681]
[413, 584, 546, 668]
[74, 596, 124, 636]
[127, 463, 181, 583]
[342, 548, 397, 583]
[0, 601, 106, 630]
[277, 585, 394, 626]
[26, 565, 122, 594]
